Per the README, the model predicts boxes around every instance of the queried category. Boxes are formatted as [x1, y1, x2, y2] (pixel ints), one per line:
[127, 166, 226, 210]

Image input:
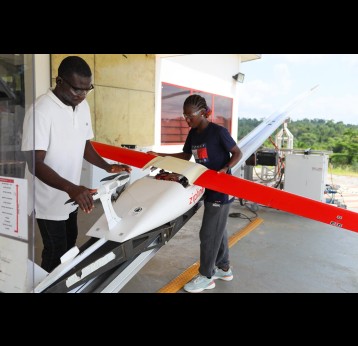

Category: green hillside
[238, 118, 358, 172]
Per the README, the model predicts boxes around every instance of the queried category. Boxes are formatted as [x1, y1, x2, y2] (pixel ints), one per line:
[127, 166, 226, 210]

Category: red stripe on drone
[92, 141, 156, 169]
[195, 170, 358, 233]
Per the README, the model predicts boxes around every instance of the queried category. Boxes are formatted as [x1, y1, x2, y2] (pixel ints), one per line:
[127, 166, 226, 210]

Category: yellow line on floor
[157, 217, 264, 293]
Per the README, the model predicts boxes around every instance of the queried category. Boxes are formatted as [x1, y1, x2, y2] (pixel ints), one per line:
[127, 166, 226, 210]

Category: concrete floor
[121, 201, 358, 293]
[34, 194, 358, 293]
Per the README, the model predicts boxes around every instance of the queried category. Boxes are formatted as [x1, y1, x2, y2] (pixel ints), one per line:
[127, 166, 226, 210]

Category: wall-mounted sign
[0, 176, 27, 239]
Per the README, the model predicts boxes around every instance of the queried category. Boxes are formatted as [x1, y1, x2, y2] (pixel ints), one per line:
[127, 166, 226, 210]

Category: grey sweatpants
[199, 201, 231, 278]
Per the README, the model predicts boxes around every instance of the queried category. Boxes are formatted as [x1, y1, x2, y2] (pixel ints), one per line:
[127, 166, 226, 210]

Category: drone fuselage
[87, 175, 205, 243]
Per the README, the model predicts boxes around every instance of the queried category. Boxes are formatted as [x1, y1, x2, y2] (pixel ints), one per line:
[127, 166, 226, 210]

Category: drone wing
[92, 141, 358, 233]
[92, 141, 157, 169]
[195, 170, 358, 232]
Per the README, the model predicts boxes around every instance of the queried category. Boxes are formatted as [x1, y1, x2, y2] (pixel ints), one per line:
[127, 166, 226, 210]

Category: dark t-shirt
[183, 122, 236, 204]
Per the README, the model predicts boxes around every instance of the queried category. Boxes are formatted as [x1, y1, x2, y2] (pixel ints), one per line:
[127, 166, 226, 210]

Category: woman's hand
[147, 151, 158, 156]
[218, 165, 230, 174]
[107, 164, 132, 174]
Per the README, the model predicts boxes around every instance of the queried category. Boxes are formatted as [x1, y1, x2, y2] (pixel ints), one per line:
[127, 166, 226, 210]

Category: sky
[237, 54, 358, 125]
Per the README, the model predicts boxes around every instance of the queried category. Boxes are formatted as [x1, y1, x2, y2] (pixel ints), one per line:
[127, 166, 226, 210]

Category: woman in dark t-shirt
[148, 94, 242, 293]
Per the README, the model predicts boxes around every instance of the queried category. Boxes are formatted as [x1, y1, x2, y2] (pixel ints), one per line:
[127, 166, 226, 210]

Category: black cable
[229, 204, 258, 221]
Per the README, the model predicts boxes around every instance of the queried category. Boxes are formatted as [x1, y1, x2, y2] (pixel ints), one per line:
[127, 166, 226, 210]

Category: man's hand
[66, 185, 96, 214]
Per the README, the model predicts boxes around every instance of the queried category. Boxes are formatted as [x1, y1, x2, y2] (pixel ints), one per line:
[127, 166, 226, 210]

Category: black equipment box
[245, 153, 256, 166]
[256, 149, 278, 166]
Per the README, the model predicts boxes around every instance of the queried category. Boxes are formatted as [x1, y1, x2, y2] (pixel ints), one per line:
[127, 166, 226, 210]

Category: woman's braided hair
[184, 94, 212, 117]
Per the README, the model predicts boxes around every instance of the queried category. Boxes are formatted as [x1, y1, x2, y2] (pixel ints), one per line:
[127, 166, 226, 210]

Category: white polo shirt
[22, 89, 94, 220]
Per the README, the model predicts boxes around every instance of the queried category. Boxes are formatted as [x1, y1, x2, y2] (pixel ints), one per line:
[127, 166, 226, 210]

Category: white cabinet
[284, 154, 328, 202]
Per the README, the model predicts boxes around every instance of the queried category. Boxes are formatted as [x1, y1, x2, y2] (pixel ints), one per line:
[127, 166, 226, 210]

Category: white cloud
[277, 54, 326, 64]
[238, 54, 358, 125]
[340, 54, 358, 67]
[290, 93, 358, 124]
[239, 63, 293, 114]
[239, 79, 277, 111]
[273, 63, 292, 93]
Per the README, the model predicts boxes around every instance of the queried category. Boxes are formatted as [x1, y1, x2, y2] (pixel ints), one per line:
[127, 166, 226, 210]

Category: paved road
[326, 174, 358, 211]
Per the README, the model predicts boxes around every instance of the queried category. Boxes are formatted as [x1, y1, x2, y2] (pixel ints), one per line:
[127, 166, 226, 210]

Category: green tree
[237, 117, 358, 162]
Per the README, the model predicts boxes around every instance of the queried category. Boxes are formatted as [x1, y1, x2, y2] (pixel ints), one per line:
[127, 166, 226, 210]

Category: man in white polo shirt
[22, 56, 131, 272]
